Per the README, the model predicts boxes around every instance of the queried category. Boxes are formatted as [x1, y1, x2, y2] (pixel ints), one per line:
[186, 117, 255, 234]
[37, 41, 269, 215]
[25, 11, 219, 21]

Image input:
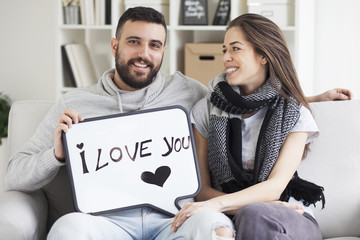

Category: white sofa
[0, 100, 359, 239]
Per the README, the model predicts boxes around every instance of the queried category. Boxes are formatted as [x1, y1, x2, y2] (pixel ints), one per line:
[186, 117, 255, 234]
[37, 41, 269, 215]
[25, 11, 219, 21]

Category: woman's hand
[271, 201, 304, 215]
[54, 109, 84, 162]
[171, 200, 221, 232]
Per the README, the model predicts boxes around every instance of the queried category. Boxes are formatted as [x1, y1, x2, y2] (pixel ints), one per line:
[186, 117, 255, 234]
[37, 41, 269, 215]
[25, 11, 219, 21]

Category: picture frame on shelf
[182, 0, 208, 25]
[212, 0, 231, 25]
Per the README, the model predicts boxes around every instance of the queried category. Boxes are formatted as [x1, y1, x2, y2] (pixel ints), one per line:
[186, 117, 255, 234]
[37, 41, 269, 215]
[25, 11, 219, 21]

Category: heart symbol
[141, 166, 171, 187]
[76, 143, 84, 149]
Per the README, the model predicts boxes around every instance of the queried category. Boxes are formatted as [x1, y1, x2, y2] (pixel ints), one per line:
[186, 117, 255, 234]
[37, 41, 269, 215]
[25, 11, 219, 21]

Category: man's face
[112, 20, 166, 90]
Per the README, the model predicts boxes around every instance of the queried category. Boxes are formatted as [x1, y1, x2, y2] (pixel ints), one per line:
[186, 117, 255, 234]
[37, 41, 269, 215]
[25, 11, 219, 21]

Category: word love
[77, 136, 191, 174]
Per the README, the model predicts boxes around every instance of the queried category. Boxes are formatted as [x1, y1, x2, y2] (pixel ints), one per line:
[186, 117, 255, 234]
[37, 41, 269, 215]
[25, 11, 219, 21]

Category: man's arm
[306, 88, 353, 103]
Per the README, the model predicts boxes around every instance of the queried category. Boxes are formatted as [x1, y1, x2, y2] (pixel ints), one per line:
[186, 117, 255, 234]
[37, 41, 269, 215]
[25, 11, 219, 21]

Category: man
[6, 7, 235, 239]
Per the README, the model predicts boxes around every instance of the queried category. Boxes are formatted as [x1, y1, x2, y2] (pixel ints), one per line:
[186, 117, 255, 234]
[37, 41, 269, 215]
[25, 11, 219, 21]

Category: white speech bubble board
[63, 106, 200, 216]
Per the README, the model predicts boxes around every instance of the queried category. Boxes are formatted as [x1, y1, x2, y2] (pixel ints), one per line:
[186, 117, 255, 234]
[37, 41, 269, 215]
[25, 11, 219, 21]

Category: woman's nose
[222, 51, 232, 63]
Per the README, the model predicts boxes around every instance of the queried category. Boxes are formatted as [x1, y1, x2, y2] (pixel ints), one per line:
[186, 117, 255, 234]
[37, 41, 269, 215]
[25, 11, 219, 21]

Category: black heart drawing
[76, 143, 84, 149]
[141, 166, 171, 187]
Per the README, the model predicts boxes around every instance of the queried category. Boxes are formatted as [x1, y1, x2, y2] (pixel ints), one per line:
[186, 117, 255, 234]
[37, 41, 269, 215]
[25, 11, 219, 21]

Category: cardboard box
[247, 0, 295, 27]
[185, 43, 224, 86]
[125, 0, 169, 24]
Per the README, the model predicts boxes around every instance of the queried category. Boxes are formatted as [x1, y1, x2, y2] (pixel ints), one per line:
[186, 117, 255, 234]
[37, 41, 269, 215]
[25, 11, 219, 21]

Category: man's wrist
[54, 149, 65, 163]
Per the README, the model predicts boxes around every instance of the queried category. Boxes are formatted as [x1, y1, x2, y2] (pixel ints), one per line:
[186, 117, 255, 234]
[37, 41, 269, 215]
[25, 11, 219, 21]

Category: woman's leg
[233, 202, 322, 240]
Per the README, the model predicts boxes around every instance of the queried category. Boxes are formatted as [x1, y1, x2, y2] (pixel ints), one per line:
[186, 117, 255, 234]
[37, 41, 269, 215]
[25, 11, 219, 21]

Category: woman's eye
[222, 49, 227, 54]
[233, 47, 240, 51]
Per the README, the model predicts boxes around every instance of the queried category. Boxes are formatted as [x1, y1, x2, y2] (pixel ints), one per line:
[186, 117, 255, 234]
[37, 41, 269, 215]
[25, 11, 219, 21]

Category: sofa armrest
[0, 190, 48, 240]
[299, 100, 360, 239]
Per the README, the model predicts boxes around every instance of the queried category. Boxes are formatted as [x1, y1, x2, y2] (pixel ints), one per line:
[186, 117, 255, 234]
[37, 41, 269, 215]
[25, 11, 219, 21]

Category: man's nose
[137, 44, 150, 59]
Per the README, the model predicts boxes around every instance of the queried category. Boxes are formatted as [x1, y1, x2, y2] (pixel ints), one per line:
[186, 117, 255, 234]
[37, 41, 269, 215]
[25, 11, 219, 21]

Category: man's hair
[115, 7, 167, 43]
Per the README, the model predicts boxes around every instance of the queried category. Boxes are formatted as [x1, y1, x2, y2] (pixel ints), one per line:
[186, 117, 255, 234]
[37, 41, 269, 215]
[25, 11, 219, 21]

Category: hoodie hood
[208, 73, 228, 92]
[97, 68, 165, 113]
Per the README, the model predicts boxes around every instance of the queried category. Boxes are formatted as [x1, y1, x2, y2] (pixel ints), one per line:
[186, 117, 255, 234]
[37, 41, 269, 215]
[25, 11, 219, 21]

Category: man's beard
[115, 51, 162, 89]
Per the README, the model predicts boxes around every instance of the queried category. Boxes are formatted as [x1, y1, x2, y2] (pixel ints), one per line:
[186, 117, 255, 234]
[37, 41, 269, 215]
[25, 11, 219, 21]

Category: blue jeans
[47, 207, 234, 239]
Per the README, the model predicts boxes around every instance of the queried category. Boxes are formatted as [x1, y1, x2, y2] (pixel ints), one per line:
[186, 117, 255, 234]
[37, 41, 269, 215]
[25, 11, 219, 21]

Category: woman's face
[222, 27, 268, 95]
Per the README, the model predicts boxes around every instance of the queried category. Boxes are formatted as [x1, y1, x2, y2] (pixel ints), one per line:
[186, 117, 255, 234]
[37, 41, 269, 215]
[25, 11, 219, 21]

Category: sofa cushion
[298, 100, 360, 239]
[8, 100, 53, 157]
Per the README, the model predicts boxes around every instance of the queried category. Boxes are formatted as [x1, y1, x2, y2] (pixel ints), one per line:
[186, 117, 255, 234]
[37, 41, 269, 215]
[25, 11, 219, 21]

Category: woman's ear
[111, 38, 118, 57]
[261, 55, 268, 65]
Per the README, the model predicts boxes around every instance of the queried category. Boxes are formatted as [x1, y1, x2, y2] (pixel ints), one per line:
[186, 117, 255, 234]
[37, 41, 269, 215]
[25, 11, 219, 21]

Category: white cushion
[7, 100, 53, 157]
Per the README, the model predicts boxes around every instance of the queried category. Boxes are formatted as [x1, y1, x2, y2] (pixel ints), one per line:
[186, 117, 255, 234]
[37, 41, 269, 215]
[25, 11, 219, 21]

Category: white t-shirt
[191, 94, 319, 217]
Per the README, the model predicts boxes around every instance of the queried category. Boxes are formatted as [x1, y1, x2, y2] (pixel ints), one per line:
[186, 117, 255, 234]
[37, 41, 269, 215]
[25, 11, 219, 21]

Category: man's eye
[129, 40, 139, 44]
[222, 49, 227, 54]
[151, 43, 161, 49]
[233, 47, 240, 51]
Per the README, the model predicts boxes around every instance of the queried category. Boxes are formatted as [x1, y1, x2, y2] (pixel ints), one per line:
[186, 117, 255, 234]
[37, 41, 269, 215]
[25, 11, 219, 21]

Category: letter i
[80, 151, 89, 174]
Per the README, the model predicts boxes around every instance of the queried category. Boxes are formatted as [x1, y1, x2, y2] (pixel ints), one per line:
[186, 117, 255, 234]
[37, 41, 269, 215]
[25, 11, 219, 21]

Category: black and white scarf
[208, 75, 325, 208]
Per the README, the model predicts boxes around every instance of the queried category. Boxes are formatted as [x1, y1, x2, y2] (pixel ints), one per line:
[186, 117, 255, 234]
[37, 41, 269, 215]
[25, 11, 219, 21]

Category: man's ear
[111, 38, 118, 57]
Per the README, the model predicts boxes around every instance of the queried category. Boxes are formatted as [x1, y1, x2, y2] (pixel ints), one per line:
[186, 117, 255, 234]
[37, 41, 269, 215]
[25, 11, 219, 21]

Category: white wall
[314, 0, 360, 98]
[0, 0, 57, 102]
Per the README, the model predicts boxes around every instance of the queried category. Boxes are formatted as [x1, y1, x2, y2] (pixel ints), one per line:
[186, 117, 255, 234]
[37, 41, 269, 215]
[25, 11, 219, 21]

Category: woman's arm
[193, 127, 226, 202]
[171, 130, 308, 231]
[215, 131, 307, 212]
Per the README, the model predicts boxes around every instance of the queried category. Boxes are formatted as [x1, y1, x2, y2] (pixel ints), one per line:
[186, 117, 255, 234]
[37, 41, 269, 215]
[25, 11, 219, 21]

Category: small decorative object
[182, 0, 208, 25]
[62, 0, 81, 24]
[213, 0, 231, 25]
[0, 93, 11, 145]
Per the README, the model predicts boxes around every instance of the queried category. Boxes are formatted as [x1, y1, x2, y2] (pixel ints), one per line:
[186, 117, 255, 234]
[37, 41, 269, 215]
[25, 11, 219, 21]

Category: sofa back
[298, 100, 360, 238]
[7, 101, 53, 157]
[1, 101, 53, 192]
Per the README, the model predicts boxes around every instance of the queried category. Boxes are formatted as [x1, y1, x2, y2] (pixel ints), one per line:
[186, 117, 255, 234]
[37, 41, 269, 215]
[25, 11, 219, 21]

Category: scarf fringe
[280, 173, 325, 209]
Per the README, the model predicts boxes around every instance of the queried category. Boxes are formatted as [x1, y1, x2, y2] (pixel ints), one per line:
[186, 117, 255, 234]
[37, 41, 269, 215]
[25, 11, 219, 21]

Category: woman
[172, 13, 326, 239]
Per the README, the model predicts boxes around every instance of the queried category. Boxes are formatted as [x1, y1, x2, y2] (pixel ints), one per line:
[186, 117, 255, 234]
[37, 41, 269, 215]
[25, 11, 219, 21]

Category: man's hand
[54, 109, 84, 162]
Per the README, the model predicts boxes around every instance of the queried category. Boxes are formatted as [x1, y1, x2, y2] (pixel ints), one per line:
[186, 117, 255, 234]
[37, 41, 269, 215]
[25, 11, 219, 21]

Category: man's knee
[185, 211, 235, 239]
[47, 212, 120, 239]
[213, 226, 235, 240]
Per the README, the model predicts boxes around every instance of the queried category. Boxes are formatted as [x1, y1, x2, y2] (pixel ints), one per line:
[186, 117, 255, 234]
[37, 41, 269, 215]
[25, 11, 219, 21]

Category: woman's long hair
[227, 13, 311, 157]
[227, 13, 309, 110]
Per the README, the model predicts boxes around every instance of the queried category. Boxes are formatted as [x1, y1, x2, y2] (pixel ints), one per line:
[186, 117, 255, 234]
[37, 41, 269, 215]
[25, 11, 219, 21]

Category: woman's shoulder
[293, 105, 319, 142]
